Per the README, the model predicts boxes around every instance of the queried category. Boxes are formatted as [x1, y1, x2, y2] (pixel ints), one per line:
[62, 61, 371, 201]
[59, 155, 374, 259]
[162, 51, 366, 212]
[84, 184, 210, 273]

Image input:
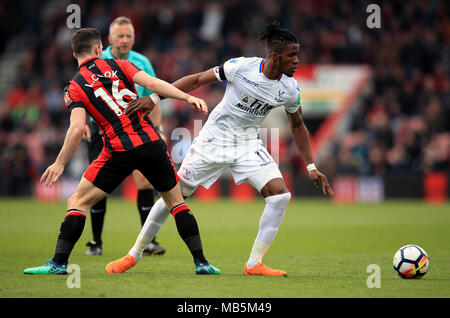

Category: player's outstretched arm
[41, 107, 87, 187]
[132, 70, 208, 115]
[286, 109, 334, 197]
[170, 68, 219, 93]
[126, 68, 218, 117]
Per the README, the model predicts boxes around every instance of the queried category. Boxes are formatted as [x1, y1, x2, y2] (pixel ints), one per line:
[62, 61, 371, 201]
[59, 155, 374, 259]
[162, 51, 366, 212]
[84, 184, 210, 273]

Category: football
[393, 244, 430, 279]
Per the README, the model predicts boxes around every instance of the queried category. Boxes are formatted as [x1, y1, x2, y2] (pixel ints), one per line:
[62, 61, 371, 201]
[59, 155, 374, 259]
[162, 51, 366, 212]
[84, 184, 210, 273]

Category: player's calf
[246, 192, 291, 270]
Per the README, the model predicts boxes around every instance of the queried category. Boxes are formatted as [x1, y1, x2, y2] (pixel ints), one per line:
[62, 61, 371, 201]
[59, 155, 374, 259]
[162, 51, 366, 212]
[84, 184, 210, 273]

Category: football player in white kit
[107, 22, 334, 276]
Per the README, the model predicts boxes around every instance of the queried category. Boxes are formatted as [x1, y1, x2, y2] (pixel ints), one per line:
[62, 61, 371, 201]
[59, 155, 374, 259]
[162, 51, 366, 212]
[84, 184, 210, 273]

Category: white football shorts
[178, 137, 283, 197]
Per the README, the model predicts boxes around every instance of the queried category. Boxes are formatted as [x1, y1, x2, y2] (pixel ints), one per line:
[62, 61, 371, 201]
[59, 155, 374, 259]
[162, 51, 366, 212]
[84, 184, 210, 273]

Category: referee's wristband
[149, 93, 161, 104]
[306, 163, 317, 172]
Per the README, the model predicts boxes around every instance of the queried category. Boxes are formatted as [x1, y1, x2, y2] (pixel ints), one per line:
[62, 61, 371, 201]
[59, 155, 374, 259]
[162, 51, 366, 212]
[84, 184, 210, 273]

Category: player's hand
[82, 124, 91, 142]
[308, 169, 334, 197]
[186, 95, 208, 115]
[126, 96, 155, 120]
[40, 162, 65, 188]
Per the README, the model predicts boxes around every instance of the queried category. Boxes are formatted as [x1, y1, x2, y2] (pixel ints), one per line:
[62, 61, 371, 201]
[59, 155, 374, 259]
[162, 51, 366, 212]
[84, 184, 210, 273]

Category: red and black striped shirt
[64, 57, 160, 152]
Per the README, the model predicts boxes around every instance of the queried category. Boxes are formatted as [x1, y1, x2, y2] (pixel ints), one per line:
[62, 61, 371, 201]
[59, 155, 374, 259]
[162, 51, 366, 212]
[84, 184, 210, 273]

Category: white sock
[247, 240, 270, 268]
[129, 197, 169, 262]
[246, 192, 291, 268]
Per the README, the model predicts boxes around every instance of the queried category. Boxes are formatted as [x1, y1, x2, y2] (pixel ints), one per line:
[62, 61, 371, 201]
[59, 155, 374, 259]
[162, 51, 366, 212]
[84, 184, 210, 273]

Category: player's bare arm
[286, 109, 334, 197]
[170, 68, 218, 92]
[82, 113, 92, 142]
[132, 70, 208, 115]
[41, 107, 87, 187]
[126, 68, 217, 117]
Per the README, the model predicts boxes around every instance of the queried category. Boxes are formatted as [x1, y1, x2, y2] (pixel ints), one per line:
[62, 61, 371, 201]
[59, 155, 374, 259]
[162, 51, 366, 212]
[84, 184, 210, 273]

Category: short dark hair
[71, 28, 102, 56]
[257, 21, 298, 53]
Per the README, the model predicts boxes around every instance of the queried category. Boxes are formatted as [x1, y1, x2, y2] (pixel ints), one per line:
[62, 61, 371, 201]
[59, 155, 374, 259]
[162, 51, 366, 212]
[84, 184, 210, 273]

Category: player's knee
[265, 192, 291, 209]
[260, 178, 288, 197]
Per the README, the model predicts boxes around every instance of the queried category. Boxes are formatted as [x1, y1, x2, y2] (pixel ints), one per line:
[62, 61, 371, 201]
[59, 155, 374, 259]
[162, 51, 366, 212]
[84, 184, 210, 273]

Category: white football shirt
[199, 56, 301, 145]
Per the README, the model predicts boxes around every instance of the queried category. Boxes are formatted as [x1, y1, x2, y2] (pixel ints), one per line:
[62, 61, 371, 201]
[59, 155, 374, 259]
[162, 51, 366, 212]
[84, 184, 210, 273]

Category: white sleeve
[213, 57, 246, 82]
[284, 83, 301, 114]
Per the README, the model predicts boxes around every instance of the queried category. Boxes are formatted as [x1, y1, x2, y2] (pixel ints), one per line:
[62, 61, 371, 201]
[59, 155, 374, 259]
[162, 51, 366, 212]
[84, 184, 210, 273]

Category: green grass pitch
[0, 197, 449, 298]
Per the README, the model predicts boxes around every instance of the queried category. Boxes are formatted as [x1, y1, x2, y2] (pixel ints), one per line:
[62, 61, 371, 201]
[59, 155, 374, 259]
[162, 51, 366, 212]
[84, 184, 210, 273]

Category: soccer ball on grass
[393, 244, 429, 279]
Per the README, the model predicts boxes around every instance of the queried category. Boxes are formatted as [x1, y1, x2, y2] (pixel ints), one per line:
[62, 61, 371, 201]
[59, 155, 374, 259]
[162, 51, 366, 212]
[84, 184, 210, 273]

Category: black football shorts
[84, 139, 179, 194]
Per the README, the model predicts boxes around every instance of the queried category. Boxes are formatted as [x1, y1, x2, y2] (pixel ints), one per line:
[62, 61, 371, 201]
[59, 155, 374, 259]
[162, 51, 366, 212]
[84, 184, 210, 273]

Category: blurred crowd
[0, 0, 449, 195]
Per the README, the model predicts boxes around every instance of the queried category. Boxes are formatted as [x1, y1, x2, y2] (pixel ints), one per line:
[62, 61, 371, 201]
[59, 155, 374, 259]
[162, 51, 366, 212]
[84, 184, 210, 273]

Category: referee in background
[85, 16, 166, 256]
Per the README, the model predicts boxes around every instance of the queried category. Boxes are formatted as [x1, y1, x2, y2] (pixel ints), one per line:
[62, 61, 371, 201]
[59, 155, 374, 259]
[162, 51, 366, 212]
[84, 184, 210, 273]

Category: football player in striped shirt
[24, 28, 220, 275]
[85, 17, 165, 257]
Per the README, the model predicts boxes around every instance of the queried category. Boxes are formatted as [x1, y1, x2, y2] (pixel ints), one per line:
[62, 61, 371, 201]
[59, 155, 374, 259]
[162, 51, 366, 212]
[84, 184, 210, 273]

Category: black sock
[170, 203, 207, 263]
[53, 210, 86, 264]
[137, 189, 155, 226]
[90, 198, 106, 246]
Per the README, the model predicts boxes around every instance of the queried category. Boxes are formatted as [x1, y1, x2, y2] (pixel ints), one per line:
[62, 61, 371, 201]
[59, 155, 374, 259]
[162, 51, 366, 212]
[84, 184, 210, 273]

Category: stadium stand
[0, 0, 448, 199]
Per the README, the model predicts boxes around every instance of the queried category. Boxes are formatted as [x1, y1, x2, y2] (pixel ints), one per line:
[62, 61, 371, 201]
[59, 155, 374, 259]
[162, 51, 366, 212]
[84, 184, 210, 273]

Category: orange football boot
[244, 263, 287, 276]
[105, 254, 136, 274]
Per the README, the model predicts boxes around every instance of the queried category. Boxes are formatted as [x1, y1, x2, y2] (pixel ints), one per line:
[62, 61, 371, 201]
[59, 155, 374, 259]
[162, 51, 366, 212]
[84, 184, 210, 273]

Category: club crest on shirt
[275, 90, 286, 102]
[240, 94, 250, 105]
